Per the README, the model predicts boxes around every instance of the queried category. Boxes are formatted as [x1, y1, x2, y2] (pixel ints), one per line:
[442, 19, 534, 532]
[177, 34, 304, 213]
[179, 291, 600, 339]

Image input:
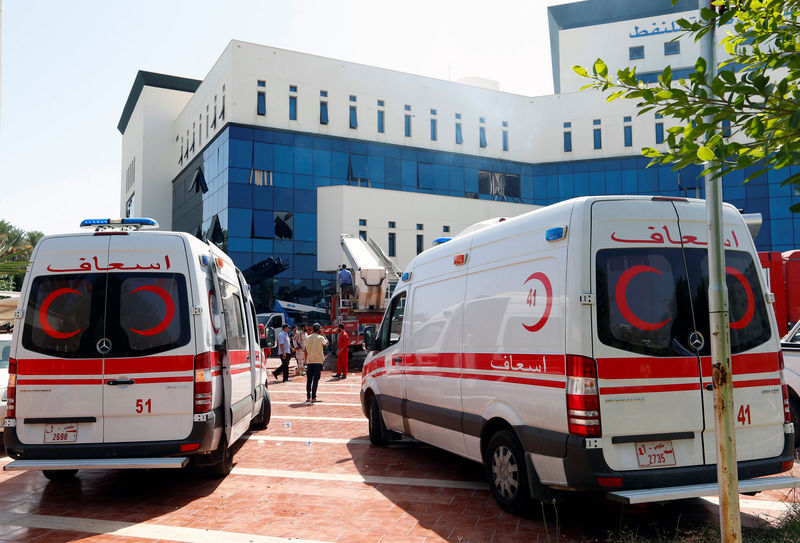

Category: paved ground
[0, 362, 799, 542]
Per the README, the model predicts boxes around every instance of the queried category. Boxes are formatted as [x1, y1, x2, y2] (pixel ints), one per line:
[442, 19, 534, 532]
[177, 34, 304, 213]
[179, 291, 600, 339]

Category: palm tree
[0, 221, 41, 291]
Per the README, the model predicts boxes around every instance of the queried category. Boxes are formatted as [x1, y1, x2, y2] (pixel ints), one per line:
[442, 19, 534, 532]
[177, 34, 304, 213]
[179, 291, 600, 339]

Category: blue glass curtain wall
[171, 124, 800, 314]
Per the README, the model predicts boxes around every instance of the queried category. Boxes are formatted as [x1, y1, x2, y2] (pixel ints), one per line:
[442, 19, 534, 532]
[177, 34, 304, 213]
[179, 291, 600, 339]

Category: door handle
[393, 357, 402, 363]
[705, 384, 713, 391]
[106, 379, 135, 386]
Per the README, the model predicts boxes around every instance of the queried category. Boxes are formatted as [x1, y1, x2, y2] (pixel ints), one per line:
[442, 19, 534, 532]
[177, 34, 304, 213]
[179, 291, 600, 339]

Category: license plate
[635, 440, 676, 467]
[44, 423, 78, 443]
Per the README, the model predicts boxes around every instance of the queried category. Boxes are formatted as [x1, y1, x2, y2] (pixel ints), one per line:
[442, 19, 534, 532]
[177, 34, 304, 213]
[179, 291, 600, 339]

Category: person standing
[333, 324, 350, 379]
[293, 325, 307, 376]
[305, 323, 329, 402]
[272, 324, 292, 382]
[338, 264, 353, 297]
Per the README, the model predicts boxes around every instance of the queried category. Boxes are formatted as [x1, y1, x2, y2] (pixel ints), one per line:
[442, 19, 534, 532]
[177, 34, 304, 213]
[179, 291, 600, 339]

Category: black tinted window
[22, 274, 105, 358]
[596, 248, 771, 357]
[378, 292, 406, 348]
[220, 280, 247, 351]
[22, 272, 190, 359]
[114, 274, 190, 356]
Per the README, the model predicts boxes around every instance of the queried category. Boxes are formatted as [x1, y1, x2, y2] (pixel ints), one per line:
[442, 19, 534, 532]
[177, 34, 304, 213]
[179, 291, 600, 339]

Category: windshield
[596, 248, 771, 357]
[0, 339, 10, 369]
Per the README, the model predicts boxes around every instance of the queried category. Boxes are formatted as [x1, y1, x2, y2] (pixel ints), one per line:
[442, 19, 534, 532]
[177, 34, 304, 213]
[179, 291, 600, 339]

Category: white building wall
[558, 10, 699, 93]
[120, 86, 193, 229]
[317, 185, 541, 272]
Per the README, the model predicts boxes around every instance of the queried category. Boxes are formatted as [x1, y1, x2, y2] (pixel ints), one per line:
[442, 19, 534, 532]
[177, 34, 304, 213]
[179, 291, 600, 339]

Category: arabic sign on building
[628, 16, 696, 39]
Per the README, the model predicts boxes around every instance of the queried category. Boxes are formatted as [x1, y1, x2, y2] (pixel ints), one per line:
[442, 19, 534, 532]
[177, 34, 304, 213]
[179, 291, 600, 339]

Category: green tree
[574, 0, 800, 207]
[0, 220, 43, 292]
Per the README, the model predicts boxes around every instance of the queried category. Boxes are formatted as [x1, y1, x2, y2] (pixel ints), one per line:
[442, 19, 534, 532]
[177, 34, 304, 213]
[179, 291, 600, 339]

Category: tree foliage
[574, 0, 800, 208]
[0, 220, 44, 291]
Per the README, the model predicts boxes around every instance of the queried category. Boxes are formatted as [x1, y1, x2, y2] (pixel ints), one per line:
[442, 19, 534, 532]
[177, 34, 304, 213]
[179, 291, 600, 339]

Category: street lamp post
[700, 1, 742, 541]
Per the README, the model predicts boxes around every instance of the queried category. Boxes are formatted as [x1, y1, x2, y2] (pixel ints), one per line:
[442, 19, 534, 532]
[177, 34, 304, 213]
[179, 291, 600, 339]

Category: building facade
[119, 1, 800, 314]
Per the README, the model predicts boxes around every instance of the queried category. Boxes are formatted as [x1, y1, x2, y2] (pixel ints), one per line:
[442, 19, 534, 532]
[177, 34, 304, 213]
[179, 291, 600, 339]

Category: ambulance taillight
[566, 355, 601, 436]
[6, 358, 16, 419]
[778, 352, 792, 424]
[194, 352, 214, 413]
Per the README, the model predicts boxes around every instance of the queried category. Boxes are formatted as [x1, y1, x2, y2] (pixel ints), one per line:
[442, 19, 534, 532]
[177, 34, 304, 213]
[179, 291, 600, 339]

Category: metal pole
[0, 0, 4, 146]
[700, 1, 742, 541]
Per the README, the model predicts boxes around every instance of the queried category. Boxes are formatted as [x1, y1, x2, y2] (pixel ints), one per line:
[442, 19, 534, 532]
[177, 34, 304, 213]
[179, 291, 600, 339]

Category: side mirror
[363, 325, 377, 351]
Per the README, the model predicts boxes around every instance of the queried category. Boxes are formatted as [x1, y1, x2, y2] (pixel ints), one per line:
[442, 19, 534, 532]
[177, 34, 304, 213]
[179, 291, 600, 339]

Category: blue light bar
[433, 237, 452, 245]
[122, 218, 158, 226]
[80, 218, 110, 227]
[545, 226, 567, 242]
[80, 217, 160, 230]
[401, 271, 412, 282]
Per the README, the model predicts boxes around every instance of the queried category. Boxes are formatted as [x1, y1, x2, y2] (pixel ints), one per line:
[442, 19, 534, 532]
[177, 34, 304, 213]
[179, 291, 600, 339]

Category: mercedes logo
[688, 331, 705, 352]
[96, 338, 113, 355]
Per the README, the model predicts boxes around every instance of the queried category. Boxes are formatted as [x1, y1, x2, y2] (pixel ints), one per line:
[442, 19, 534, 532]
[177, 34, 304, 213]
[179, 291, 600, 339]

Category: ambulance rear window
[112, 273, 190, 357]
[596, 248, 771, 357]
[22, 274, 103, 358]
[21, 272, 190, 359]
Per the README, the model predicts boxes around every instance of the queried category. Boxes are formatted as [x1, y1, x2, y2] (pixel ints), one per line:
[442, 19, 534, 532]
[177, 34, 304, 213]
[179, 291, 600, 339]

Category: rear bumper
[560, 432, 795, 492]
[2, 408, 221, 462]
[4, 457, 189, 471]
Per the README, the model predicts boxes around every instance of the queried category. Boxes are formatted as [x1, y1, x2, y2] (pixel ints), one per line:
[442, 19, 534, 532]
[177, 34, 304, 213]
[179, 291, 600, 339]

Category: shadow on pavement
[346, 437, 772, 541]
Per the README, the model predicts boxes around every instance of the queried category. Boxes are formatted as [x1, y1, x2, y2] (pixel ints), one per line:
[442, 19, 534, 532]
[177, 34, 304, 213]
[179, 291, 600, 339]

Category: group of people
[271, 321, 352, 403]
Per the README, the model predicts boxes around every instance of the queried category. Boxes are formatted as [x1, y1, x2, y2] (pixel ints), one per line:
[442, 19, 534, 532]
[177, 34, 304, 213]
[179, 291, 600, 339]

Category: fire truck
[323, 234, 401, 363]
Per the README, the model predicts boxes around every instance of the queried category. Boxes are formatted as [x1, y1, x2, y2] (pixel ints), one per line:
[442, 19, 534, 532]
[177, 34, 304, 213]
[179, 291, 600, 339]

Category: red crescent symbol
[129, 285, 175, 336]
[522, 272, 552, 332]
[727, 267, 754, 330]
[39, 288, 83, 339]
[615, 265, 670, 331]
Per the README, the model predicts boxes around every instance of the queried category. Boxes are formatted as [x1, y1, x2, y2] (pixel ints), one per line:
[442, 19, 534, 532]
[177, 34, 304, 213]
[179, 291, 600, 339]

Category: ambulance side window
[219, 280, 247, 351]
[379, 292, 406, 348]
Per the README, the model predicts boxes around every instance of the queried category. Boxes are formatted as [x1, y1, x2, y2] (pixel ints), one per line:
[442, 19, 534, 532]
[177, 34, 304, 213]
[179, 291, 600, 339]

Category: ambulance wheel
[251, 394, 271, 430]
[368, 395, 388, 446]
[485, 430, 533, 516]
[43, 469, 78, 482]
[210, 437, 234, 477]
[790, 398, 800, 454]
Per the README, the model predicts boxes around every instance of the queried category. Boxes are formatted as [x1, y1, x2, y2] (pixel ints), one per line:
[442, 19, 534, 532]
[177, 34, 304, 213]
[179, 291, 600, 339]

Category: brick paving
[0, 360, 797, 542]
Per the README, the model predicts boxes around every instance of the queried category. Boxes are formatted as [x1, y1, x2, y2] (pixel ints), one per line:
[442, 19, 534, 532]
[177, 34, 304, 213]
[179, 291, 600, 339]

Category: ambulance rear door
[675, 204, 785, 463]
[591, 199, 707, 472]
[17, 235, 111, 446]
[101, 234, 194, 443]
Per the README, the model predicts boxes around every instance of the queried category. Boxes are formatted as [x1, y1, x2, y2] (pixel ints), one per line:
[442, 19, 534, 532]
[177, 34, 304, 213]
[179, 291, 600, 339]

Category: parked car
[780, 320, 800, 454]
[0, 332, 11, 430]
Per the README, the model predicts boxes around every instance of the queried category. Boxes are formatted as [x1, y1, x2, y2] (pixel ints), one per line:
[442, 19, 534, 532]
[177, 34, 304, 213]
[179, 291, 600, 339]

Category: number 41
[737, 404, 751, 425]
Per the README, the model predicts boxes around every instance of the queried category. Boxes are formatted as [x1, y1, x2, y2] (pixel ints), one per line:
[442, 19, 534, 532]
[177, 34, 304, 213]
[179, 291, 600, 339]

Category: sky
[0, 0, 569, 236]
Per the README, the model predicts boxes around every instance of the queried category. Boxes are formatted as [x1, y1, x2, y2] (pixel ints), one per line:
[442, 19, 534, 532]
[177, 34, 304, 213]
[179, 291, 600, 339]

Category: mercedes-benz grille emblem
[688, 331, 705, 352]
[96, 338, 113, 355]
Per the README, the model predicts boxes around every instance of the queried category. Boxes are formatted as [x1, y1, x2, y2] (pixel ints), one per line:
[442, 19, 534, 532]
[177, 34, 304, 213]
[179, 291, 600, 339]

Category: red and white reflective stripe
[363, 352, 567, 389]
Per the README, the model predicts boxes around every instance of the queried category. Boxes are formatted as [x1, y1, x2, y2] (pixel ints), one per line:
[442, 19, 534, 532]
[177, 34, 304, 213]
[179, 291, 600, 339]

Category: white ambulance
[3, 218, 271, 480]
[361, 196, 797, 514]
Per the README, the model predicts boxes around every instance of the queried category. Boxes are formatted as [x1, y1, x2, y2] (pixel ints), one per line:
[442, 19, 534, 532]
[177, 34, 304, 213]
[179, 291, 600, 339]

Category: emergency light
[545, 226, 567, 242]
[80, 218, 159, 231]
[433, 237, 452, 245]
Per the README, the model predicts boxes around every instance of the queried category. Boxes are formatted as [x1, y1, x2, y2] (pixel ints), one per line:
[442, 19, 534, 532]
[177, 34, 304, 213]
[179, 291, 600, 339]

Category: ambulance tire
[485, 430, 533, 516]
[210, 436, 234, 477]
[251, 393, 271, 430]
[43, 469, 78, 482]
[790, 397, 800, 454]
[368, 395, 388, 446]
